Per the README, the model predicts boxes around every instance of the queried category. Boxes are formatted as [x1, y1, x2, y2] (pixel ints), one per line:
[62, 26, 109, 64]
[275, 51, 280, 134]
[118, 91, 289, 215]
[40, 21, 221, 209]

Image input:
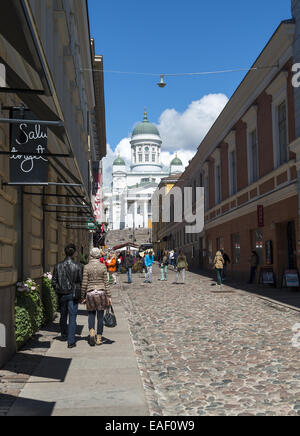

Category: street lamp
[157, 74, 166, 88]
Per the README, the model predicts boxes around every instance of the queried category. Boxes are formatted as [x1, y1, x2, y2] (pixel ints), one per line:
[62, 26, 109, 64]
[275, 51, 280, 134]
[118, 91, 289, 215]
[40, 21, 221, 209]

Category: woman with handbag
[82, 248, 112, 346]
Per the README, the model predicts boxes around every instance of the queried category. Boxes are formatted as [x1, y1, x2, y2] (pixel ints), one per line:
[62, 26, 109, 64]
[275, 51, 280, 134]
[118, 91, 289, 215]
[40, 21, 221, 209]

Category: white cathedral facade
[104, 110, 184, 231]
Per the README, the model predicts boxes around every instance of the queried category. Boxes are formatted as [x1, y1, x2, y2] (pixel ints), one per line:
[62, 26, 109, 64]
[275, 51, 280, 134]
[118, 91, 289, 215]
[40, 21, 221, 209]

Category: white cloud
[157, 94, 228, 152]
[102, 93, 228, 187]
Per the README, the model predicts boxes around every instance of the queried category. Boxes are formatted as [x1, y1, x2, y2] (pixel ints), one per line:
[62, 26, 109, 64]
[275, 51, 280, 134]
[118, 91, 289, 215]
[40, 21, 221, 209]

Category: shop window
[254, 229, 263, 265]
[232, 233, 240, 264]
[208, 240, 213, 264]
[217, 237, 224, 251]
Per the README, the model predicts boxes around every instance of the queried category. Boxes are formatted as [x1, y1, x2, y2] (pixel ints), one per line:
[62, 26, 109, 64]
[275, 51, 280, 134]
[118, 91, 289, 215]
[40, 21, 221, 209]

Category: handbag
[104, 306, 117, 328]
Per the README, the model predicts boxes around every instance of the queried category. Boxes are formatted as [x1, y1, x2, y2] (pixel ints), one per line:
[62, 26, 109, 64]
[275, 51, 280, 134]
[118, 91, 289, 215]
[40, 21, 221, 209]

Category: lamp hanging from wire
[157, 74, 167, 88]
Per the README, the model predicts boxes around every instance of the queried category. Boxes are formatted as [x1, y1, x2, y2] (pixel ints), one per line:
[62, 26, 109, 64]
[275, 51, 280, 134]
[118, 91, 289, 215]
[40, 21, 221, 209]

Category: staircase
[105, 228, 151, 248]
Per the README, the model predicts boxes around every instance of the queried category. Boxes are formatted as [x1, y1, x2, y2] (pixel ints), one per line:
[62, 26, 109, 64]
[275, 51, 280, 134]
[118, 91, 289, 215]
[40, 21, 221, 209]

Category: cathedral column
[144, 201, 148, 229]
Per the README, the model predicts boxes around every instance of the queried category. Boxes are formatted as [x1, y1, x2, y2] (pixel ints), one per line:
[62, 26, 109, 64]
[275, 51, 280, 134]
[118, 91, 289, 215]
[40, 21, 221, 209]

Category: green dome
[171, 156, 183, 166]
[113, 155, 125, 166]
[132, 109, 160, 138]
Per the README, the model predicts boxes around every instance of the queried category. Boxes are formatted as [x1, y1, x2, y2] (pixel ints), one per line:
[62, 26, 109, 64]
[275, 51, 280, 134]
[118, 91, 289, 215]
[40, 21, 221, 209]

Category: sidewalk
[6, 285, 149, 417]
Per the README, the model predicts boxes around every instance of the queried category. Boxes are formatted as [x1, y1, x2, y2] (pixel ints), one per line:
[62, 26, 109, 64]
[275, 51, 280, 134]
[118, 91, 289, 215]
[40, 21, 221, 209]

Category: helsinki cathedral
[104, 110, 184, 231]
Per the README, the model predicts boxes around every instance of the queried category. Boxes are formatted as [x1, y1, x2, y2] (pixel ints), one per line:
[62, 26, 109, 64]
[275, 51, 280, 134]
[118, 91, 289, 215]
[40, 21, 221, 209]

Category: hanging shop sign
[86, 218, 97, 231]
[260, 267, 276, 286]
[10, 110, 48, 184]
[257, 205, 264, 228]
[282, 270, 300, 288]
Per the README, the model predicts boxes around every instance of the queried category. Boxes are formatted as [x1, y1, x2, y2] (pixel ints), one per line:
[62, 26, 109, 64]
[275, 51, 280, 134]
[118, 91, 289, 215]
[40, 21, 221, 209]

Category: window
[208, 240, 213, 264]
[152, 154, 156, 162]
[278, 101, 288, 165]
[139, 154, 142, 163]
[204, 176, 209, 211]
[217, 237, 224, 251]
[230, 151, 237, 195]
[145, 154, 149, 162]
[232, 233, 240, 264]
[250, 129, 258, 183]
[215, 165, 221, 204]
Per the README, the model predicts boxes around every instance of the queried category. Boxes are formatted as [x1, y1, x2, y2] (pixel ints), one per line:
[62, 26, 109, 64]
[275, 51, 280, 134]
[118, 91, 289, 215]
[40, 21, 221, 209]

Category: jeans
[176, 268, 185, 283]
[160, 266, 168, 280]
[59, 294, 78, 345]
[145, 266, 152, 282]
[222, 265, 227, 279]
[216, 269, 222, 286]
[88, 310, 104, 335]
[127, 268, 132, 283]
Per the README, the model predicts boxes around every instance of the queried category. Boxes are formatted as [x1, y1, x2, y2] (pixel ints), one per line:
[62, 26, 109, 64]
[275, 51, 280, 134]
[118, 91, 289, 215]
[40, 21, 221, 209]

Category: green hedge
[15, 280, 44, 349]
[15, 275, 58, 349]
[42, 275, 58, 324]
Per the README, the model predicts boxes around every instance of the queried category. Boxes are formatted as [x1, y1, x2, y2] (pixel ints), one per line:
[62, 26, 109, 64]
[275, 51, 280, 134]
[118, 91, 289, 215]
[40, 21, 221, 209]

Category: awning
[0, 0, 51, 96]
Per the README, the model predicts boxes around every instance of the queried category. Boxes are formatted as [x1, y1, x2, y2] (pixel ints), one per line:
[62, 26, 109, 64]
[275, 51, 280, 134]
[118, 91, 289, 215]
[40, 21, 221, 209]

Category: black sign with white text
[10, 110, 48, 184]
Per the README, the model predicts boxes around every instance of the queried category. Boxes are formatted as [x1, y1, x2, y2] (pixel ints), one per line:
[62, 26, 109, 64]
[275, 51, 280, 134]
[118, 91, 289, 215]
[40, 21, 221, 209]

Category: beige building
[0, 0, 106, 367]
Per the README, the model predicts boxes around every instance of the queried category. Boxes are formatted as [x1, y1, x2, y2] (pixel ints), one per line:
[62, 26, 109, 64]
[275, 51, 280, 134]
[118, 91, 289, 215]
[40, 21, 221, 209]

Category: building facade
[153, 8, 300, 285]
[0, 0, 106, 367]
[104, 110, 184, 230]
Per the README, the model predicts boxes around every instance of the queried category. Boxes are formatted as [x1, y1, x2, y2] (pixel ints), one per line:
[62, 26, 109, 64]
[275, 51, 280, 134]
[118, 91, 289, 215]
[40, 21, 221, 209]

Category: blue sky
[88, 0, 292, 184]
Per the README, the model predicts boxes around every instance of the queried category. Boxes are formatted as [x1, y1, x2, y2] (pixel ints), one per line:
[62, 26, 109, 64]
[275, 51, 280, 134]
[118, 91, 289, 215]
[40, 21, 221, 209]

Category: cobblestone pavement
[121, 265, 300, 416]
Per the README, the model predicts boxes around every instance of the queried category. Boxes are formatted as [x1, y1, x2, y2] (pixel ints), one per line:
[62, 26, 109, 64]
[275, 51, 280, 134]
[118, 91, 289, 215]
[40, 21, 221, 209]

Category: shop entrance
[251, 229, 263, 265]
[276, 220, 297, 280]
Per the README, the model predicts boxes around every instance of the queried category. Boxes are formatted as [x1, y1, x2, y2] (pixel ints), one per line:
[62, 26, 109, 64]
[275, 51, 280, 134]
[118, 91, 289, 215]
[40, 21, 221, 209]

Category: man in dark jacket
[52, 244, 83, 348]
[124, 249, 134, 284]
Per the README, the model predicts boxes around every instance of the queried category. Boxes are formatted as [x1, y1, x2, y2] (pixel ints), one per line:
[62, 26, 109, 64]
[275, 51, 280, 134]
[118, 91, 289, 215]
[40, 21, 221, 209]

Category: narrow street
[1, 266, 300, 416]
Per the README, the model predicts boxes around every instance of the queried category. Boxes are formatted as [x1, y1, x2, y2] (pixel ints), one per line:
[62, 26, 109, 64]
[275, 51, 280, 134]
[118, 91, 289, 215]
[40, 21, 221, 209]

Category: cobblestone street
[121, 265, 300, 416]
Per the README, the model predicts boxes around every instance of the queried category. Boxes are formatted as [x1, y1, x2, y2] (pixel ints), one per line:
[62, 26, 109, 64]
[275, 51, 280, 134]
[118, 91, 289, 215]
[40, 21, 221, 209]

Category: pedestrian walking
[124, 248, 134, 284]
[81, 248, 112, 347]
[52, 244, 83, 348]
[169, 250, 175, 268]
[176, 251, 188, 284]
[160, 250, 169, 281]
[248, 250, 259, 284]
[99, 251, 105, 264]
[144, 250, 155, 283]
[107, 253, 117, 284]
[213, 250, 224, 286]
[117, 252, 123, 273]
[220, 250, 231, 280]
